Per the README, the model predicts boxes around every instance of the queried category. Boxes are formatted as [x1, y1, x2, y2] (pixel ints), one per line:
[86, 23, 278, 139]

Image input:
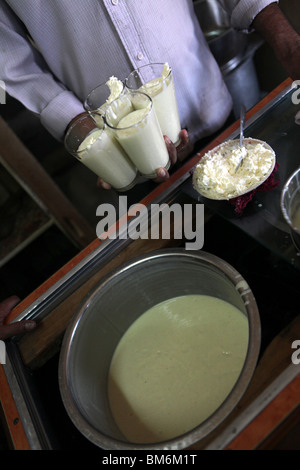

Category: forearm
[217, 0, 279, 30]
[252, 3, 300, 79]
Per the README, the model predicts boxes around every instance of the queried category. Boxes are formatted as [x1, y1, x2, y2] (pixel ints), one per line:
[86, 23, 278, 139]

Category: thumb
[0, 295, 21, 323]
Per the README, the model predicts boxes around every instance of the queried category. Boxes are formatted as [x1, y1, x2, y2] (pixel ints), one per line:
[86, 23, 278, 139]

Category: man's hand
[0, 296, 36, 340]
[97, 128, 191, 189]
[153, 129, 190, 183]
[253, 4, 300, 80]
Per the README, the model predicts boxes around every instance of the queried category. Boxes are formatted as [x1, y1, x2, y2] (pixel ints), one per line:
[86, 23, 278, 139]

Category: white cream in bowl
[193, 138, 276, 200]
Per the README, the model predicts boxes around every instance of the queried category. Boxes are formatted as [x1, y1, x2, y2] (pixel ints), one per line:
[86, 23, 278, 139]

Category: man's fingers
[0, 295, 36, 340]
[0, 296, 20, 323]
[177, 129, 189, 151]
[97, 177, 112, 190]
[153, 167, 170, 183]
[0, 320, 36, 341]
[163, 136, 177, 166]
[177, 129, 193, 162]
[154, 130, 191, 184]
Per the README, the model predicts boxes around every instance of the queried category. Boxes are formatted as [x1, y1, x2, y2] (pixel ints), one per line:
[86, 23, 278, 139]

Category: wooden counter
[1, 78, 299, 450]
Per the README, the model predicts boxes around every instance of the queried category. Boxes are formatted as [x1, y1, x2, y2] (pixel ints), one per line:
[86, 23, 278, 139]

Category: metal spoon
[235, 104, 246, 173]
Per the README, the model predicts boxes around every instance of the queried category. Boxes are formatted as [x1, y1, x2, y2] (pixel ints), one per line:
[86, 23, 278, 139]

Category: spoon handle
[240, 104, 246, 148]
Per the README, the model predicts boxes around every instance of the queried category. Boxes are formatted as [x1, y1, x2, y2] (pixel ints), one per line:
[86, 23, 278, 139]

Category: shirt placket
[102, 0, 150, 70]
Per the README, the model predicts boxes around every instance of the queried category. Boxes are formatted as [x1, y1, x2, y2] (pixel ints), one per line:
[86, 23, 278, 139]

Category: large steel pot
[58, 248, 261, 450]
[193, 0, 247, 70]
[193, 0, 261, 117]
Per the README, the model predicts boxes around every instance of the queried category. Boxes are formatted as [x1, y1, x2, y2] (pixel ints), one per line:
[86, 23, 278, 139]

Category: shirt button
[111, 0, 118, 5]
[137, 52, 144, 60]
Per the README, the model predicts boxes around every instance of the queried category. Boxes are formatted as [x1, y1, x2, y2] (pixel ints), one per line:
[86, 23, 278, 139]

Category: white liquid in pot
[108, 294, 249, 444]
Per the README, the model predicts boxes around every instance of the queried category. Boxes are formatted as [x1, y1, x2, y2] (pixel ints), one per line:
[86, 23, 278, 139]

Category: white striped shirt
[0, 0, 277, 141]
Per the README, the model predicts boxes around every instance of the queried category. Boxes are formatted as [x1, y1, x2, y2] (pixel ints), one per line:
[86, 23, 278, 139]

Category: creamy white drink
[65, 114, 138, 191]
[108, 294, 249, 444]
[85, 76, 124, 113]
[85, 76, 125, 127]
[77, 128, 137, 190]
[105, 92, 170, 178]
[126, 63, 181, 146]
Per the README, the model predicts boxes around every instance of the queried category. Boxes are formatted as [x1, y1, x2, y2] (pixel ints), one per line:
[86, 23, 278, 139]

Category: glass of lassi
[84, 77, 125, 127]
[104, 91, 170, 179]
[125, 63, 181, 147]
[64, 113, 139, 192]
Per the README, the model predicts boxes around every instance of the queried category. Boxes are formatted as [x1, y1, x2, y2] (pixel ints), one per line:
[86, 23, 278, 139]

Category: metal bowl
[58, 248, 261, 450]
[281, 167, 300, 251]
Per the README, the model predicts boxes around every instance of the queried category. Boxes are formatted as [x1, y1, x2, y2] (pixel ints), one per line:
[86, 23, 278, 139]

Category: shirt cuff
[231, 0, 279, 31]
[40, 90, 85, 141]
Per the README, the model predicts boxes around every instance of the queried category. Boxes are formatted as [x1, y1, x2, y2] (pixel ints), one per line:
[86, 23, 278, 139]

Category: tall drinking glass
[125, 63, 181, 146]
[64, 113, 138, 191]
[84, 78, 125, 126]
[105, 92, 170, 179]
